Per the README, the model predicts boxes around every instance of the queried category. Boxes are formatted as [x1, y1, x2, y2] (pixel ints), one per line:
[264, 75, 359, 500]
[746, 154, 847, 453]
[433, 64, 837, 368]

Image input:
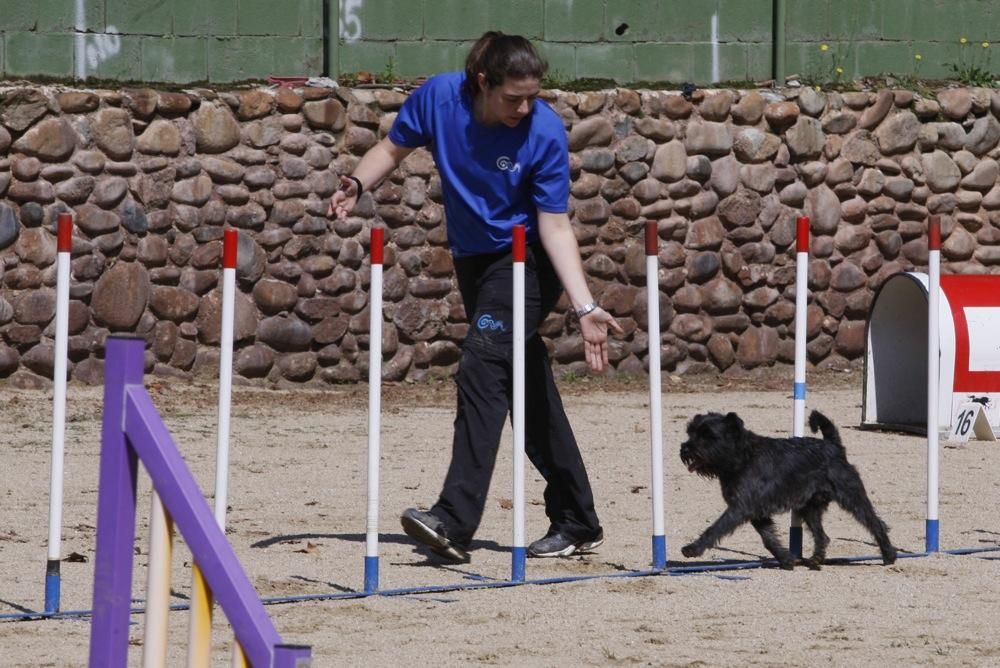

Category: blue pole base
[651, 535, 666, 570]
[926, 519, 940, 553]
[789, 526, 803, 559]
[363, 556, 379, 593]
[511, 547, 526, 582]
[45, 560, 60, 614]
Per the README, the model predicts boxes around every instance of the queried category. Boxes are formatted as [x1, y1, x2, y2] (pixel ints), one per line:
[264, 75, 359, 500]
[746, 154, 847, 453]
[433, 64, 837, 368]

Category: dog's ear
[723, 412, 744, 435]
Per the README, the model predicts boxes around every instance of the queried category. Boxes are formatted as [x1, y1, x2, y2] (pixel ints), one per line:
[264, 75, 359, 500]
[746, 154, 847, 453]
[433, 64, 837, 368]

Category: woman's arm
[329, 137, 415, 219]
[537, 210, 623, 372]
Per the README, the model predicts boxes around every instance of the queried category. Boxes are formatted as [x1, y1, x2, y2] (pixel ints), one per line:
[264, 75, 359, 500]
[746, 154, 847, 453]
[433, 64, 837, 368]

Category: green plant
[945, 37, 995, 86]
[818, 41, 850, 86]
[894, 53, 933, 94]
[377, 56, 398, 85]
[540, 68, 570, 89]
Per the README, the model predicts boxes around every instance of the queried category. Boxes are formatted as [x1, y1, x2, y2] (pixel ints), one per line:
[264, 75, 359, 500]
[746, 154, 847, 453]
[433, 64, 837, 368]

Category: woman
[330, 32, 622, 562]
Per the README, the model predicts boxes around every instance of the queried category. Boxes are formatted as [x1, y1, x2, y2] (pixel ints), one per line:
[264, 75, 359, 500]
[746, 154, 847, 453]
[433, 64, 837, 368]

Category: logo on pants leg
[477, 314, 506, 332]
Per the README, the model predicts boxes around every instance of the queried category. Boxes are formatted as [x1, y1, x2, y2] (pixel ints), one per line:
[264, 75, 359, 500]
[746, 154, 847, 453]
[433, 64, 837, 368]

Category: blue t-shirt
[388, 72, 569, 257]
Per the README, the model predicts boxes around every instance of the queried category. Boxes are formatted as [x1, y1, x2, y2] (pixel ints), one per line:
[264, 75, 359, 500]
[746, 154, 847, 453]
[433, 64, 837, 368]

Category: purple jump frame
[89, 336, 311, 667]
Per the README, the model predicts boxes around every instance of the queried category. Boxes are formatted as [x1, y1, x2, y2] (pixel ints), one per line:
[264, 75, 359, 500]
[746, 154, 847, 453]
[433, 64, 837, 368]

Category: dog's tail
[808, 410, 843, 450]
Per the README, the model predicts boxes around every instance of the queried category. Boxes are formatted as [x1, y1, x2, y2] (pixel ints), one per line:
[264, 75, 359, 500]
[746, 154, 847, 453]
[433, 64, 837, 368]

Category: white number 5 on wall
[340, 0, 363, 42]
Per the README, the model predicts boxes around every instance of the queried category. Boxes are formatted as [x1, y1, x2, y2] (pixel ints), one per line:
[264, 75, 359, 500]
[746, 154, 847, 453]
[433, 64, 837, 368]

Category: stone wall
[2, 82, 1000, 388]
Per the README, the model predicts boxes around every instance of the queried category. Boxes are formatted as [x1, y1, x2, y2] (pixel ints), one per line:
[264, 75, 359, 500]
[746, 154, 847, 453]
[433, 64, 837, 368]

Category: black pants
[430, 243, 602, 546]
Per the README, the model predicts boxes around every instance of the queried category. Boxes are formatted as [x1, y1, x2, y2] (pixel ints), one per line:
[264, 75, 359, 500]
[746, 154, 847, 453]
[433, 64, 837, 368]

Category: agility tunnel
[863, 272, 1000, 436]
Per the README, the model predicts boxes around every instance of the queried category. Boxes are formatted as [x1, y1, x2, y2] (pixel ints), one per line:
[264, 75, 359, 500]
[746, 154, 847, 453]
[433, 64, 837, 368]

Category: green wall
[0, 0, 324, 83]
[0, 0, 997, 85]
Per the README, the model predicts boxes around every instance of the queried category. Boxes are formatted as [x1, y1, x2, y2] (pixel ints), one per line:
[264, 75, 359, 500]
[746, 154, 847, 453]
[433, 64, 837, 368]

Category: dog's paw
[779, 560, 795, 571]
[803, 557, 823, 571]
[681, 543, 702, 558]
[882, 546, 897, 565]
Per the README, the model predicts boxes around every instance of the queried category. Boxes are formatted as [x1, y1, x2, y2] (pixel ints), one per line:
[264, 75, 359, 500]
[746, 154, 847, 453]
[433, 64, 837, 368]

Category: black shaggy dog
[679, 410, 897, 570]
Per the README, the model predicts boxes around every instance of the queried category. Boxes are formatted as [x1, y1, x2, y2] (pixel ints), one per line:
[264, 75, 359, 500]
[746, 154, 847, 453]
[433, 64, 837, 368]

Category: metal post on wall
[773, 0, 786, 85]
[325, 0, 340, 79]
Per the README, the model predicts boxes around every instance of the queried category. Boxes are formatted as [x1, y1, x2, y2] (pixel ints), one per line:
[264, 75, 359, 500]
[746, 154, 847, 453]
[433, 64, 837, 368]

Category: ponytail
[462, 31, 548, 98]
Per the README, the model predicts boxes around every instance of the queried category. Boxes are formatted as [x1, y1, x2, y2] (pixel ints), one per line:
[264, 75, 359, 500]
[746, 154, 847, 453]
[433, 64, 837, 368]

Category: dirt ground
[2, 368, 1000, 666]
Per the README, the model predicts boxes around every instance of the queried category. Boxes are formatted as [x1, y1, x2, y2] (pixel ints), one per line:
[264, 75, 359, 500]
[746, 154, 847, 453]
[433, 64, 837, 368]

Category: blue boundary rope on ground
[6, 545, 1000, 623]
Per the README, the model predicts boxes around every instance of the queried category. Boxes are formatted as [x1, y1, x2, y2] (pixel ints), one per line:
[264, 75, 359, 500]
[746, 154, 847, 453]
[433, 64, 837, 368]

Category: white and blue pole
[645, 222, 666, 569]
[45, 212, 73, 613]
[926, 215, 941, 552]
[365, 227, 385, 592]
[789, 216, 810, 559]
[511, 224, 527, 582]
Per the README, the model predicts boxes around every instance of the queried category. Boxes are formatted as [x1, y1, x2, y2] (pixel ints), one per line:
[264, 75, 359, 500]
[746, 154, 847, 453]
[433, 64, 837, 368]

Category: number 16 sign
[948, 401, 998, 443]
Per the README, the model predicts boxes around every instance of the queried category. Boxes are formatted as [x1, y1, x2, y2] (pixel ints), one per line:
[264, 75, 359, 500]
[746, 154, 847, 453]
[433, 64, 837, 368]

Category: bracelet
[575, 302, 599, 318]
[343, 175, 364, 196]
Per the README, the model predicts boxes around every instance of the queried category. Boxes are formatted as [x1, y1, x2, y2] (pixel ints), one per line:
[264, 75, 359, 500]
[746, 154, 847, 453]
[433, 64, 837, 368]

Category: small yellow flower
[960, 37, 968, 44]
[983, 42, 990, 49]
[815, 85, 821, 91]
[820, 43, 829, 52]
[836, 66, 844, 74]
[915, 54, 923, 61]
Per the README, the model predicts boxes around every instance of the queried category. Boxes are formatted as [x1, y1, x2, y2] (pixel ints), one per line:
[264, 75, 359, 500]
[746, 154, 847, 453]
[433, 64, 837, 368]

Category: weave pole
[644, 221, 666, 570]
[926, 215, 941, 552]
[365, 227, 385, 593]
[789, 216, 810, 558]
[511, 224, 527, 582]
[45, 211, 73, 613]
[188, 228, 241, 666]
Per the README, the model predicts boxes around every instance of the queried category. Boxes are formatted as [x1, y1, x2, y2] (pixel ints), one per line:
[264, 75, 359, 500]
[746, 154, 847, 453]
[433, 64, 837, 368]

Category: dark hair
[462, 31, 548, 98]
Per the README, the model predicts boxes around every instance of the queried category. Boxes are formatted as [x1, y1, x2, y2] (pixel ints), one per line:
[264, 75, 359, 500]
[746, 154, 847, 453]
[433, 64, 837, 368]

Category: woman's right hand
[328, 175, 360, 220]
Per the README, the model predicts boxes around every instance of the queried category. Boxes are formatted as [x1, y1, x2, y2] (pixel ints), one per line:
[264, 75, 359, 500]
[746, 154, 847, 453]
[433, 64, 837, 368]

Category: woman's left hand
[579, 306, 624, 372]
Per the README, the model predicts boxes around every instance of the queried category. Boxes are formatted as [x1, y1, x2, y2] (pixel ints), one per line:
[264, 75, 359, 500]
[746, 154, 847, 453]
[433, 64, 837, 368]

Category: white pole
[214, 229, 237, 526]
[926, 216, 941, 552]
[645, 222, 666, 569]
[792, 216, 809, 437]
[365, 227, 384, 593]
[74, 0, 86, 79]
[142, 492, 172, 668]
[711, 13, 720, 84]
[789, 216, 810, 558]
[45, 212, 73, 613]
[512, 225, 526, 581]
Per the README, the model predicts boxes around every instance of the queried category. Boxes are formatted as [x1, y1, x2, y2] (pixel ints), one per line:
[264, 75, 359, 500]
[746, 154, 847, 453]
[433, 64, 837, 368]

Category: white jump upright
[45, 211, 73, 614]
[511, 224, 527, 581]
[788, 216, 810, 558]
[644, 221, 666, 570]
[926, 215, 941, 552]
[142, 492, 173, 668]
[365, 226, 385, 593]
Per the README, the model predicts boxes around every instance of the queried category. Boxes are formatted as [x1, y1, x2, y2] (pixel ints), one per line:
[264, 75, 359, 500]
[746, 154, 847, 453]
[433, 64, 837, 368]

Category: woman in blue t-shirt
[330, 31, 622, 562]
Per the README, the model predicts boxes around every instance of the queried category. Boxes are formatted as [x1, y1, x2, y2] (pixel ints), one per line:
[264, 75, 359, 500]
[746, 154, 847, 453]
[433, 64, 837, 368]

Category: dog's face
[680, 412, 749, 479]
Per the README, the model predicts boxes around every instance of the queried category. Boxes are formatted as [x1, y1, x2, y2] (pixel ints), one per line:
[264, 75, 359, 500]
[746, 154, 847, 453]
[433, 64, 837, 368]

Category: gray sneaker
[528, 530, 604, 558]
[400, 508, 470, 563]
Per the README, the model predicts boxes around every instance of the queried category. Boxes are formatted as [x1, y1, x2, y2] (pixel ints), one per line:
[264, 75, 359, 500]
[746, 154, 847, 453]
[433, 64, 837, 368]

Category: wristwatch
[575, 302, 599, 318]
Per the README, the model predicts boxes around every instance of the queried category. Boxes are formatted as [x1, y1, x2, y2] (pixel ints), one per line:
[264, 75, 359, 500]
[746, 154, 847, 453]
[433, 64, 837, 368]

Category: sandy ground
[2, 369, 1000, 666]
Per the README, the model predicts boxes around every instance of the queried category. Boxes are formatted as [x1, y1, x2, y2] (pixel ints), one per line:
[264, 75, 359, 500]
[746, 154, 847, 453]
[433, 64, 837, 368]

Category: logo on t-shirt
[496, 156, 521, 173]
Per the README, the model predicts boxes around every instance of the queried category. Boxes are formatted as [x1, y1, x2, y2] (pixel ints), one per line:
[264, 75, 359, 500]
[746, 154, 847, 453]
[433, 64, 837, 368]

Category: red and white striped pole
[188, 227, 239, 664]
[45, 212, 73, 613]
[365, 226, 385, 593]
[215, 228, 238, 525]
[645, 221, 666, 569]
[926, 215, 941, 552]
[511, 224, 526, 582]
[789, 216, 810, 559]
